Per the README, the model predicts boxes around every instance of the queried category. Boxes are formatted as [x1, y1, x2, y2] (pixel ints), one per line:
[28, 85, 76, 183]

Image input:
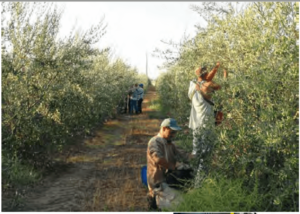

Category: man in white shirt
[188, 63, 221, 156]
[188, 63, 222, 184]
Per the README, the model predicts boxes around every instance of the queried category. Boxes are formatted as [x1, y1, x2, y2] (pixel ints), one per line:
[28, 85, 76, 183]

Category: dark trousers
[138, 98, 143, 113]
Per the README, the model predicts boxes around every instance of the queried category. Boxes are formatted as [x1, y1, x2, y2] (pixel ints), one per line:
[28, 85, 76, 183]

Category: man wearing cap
[137, 83, 144, 114]
[146, 118, 191, 209]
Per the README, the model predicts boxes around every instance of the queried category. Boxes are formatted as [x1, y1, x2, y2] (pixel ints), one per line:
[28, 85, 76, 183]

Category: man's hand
[216, 62, 220, 68]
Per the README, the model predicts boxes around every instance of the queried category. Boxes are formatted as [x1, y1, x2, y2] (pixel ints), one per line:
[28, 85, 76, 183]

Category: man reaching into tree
[188, 62, 226, 185]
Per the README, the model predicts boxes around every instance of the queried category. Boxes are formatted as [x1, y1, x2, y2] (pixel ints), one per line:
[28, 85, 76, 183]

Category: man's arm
[148, 139, 175, 170]
[205, 62, 220, 81]
[151, 152, 175, 170]
[223, 69, 228, 79]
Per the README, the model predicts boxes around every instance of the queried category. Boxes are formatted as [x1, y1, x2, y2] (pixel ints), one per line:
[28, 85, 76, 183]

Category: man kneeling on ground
[146, 118, 193, 210]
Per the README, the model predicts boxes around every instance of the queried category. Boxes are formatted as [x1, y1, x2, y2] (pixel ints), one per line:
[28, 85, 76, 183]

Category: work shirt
[147, 134, 184, 196]
[188, 80, 214, 130]
[137, 87, 144, 99]
[130, 87, 139, 101]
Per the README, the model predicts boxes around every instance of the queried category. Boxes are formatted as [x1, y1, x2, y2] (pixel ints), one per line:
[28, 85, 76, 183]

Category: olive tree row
[1, 2, 148, 175]
[155, 2, 298, 211]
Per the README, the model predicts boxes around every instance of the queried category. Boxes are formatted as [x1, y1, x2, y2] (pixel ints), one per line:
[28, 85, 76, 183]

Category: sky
[56, 2, 207, 80]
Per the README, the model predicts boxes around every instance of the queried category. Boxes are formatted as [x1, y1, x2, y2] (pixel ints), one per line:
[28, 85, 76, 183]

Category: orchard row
[155, 2, 298, 211]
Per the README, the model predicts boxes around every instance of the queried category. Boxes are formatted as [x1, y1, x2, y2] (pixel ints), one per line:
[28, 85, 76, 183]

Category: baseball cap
[160, 118, 182, 131]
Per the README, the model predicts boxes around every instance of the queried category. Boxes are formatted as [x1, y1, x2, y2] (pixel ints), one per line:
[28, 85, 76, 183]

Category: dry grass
[82, 85, 160, 211]
[86, 168, 148, 211]
[66, 155, 102, 163]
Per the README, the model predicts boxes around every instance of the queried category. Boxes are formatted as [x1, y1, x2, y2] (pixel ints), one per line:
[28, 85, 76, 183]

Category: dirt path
[5, 85, 164, 211]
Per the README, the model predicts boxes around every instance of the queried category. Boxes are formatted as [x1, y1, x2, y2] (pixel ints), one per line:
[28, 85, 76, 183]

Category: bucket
[141, 165, 147, 186]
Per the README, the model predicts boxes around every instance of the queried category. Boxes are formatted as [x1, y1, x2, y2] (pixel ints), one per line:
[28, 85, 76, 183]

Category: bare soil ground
[2, 85, 164, 211]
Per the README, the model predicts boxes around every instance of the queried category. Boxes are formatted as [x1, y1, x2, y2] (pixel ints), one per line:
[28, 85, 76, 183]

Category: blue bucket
[141, 165, 147, 186]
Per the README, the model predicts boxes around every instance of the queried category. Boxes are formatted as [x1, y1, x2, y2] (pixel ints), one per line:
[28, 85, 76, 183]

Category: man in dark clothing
[137, 84, 144, 113]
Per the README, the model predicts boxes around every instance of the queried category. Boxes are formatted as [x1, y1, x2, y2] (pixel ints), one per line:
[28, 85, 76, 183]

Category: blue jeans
[130, 99, 138, 114]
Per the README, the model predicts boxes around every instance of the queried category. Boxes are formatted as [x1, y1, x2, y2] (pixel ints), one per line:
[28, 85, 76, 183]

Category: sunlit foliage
[1, 2, 148, 185]
[156, 2, 298, 211]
